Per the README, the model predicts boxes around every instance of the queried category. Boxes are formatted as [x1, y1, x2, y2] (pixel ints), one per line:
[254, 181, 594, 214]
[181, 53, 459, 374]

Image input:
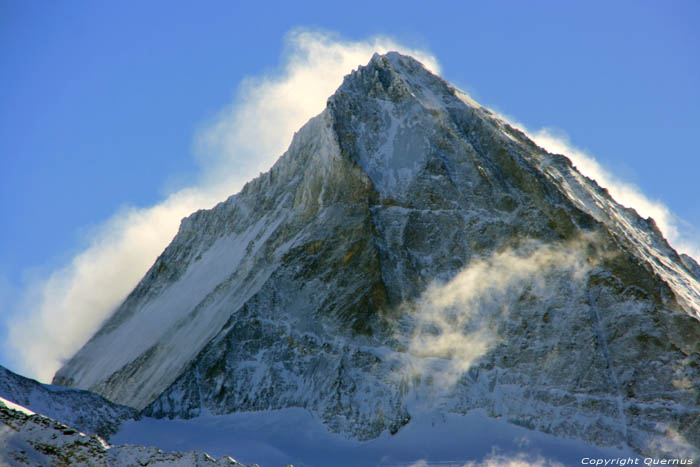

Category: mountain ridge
[0, 364, 136, 440]
[0, 396, 246, 466]
[53, 52, 700, 458]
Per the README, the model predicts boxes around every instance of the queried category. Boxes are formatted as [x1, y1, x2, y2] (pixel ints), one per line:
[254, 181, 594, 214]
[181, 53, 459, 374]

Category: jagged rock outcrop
[54, 53, 700, 458]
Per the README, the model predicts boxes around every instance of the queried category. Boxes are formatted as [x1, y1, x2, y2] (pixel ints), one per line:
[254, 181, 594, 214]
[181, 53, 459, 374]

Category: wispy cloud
[462, 451, 566, 467]
[409, 451, 565, 467]
[405, 238, 592, 394]
[195, 29, 440, 187]
[5, 30, 439, 382]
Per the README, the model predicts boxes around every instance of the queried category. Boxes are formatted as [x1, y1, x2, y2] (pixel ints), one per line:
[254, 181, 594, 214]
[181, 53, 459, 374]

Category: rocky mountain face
[0, 398, 245, 466]
[53, 53, 700, 458]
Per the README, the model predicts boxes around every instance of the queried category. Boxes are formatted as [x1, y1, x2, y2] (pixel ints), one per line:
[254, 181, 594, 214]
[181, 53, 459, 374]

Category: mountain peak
[335, 51, 463, 113]
[327, 52, 489, 197]
[366, 51, 435, 82]
[54, 53, 700, 458]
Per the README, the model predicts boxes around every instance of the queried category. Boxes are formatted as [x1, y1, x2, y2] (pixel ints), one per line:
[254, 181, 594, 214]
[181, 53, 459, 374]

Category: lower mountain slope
[54, 52, 700, 458]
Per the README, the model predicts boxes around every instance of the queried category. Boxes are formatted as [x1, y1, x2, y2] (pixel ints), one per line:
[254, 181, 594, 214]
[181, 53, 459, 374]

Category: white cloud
[410, 451, 564, 467]
[194, 29, 439, 186]
[462, 451, 565, 467]
[4, 30, 440, 382]
[9, 189, 217, 382]
[406, 239, 591, 392]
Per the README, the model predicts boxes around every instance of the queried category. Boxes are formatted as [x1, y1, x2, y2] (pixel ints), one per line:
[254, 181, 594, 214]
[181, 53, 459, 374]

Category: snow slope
[0, 365, 136, 439]
[112, 408, 648, 467]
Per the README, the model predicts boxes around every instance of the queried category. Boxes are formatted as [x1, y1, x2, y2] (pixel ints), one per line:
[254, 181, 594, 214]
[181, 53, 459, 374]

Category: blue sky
[1, 1, 699, 379]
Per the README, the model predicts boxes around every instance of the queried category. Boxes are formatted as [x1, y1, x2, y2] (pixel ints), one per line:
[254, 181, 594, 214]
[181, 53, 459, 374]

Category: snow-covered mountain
[53, 52, 700, 459]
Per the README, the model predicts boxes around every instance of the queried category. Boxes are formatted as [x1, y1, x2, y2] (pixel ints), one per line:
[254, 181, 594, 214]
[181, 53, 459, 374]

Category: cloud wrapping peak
[195, 29, 440, 186]
[5, 31, 439, 382]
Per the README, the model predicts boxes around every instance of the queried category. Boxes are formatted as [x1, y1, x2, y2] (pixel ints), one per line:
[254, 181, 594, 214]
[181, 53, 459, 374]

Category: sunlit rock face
[55, 53, 700, 457]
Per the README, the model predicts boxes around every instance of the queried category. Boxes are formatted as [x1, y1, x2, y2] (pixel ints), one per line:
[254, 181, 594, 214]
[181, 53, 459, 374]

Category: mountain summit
[54, 52, 700, 457]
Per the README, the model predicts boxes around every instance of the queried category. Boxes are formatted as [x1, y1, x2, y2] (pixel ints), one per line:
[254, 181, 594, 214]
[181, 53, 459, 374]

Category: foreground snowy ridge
[52, 52, 700, 460]
[0, 365, 136, 440]
[0, 397, 248, 467]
